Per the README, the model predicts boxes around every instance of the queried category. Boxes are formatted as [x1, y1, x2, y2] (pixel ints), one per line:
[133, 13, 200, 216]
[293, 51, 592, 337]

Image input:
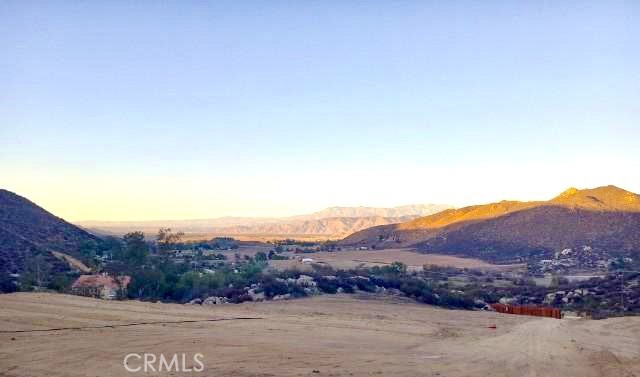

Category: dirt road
[0, 293, 638, 377]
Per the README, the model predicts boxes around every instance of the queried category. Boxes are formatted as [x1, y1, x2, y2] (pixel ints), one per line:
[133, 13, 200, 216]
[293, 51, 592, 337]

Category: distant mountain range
[4, 185, 639, 278]
[76, 204, 453, 238]
[206, 216, 421, 238]
[341, 185, 640, 263]
[0, 189, 99, 276]
[288, 205, 453, 220]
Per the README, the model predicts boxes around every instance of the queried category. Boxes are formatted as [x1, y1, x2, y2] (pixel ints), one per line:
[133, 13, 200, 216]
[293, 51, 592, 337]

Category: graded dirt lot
[270, 248, 523, 272]
[1, 293, 639, 377]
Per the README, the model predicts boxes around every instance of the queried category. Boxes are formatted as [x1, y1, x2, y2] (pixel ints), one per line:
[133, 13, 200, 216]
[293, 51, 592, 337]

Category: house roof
[72, 274, 131, 290]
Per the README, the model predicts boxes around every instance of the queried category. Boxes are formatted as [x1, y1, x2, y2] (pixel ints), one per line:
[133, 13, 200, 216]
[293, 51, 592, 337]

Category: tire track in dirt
[0, 317, 263, 334]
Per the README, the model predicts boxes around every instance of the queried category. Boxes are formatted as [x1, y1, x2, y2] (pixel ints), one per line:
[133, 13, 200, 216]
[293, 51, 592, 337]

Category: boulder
[375, 286, 387, 295]
[203, 296, 228, 305]
[296, 275, 316, 287]
[544, 293, 556, 304]
[303, 287, 320, 296]
[499, 297, 517, 305]
[248, 288, 265, 302]
[387, 288, 403, 296]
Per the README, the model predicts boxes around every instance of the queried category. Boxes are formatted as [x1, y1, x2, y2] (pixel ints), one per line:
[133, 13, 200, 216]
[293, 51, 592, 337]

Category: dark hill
[0, 189, 100, 276]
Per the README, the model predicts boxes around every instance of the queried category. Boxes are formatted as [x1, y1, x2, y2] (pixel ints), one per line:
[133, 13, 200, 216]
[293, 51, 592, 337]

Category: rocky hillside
[341, 200, 543, 247]
[341, 186, 640, 263]
[0, 189, 100, 275]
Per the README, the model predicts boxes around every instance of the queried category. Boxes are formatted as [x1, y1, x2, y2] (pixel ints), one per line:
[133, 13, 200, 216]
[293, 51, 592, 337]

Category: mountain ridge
[76, 204, 453, 238]
[341, 185, 640, 262]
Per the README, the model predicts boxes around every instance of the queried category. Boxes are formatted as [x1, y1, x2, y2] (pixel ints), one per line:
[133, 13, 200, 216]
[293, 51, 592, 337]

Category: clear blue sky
[1, 1, 638, 220]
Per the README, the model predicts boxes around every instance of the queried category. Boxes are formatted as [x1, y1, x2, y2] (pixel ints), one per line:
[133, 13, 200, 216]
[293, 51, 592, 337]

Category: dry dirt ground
[50, 251, 92, 273]
[270, 248, 523, 272]
[0, 293, 639, 377]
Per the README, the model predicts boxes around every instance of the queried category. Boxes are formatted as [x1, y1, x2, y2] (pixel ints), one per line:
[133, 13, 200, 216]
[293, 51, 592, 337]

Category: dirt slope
[0, 293, 638, 377]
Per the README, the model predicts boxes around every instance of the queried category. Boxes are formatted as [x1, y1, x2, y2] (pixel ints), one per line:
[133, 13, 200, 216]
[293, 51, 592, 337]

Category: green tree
[20, 254, 50, 290]
[0, 271, 17, 293]
[78, 240, 101, 269]
[123, 231, 149, 266]
[78, 240, 99, 258]
[47, 273, 72, 292]
[157, 227, 184, 257]
[103, 260, 131, 276]
[388, 261, 408, 275]
[174, 271, 224, 301]
[102, 236, 125, 261]
[128, 269, 167, 299]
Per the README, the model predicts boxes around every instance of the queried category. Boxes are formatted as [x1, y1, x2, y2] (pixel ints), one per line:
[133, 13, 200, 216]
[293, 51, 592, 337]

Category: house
[71, 274, 131, 300]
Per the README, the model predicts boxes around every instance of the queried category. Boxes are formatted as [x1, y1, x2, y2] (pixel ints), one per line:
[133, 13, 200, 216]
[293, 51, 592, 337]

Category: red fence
[490, 303, 561, 319]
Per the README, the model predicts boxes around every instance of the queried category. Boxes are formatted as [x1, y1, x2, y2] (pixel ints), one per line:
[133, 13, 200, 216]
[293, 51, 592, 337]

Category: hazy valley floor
[0, 293, 639, 377]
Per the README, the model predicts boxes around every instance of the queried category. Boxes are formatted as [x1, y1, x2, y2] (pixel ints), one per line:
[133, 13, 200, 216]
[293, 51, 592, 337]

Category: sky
[1, 1, 639, 221]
